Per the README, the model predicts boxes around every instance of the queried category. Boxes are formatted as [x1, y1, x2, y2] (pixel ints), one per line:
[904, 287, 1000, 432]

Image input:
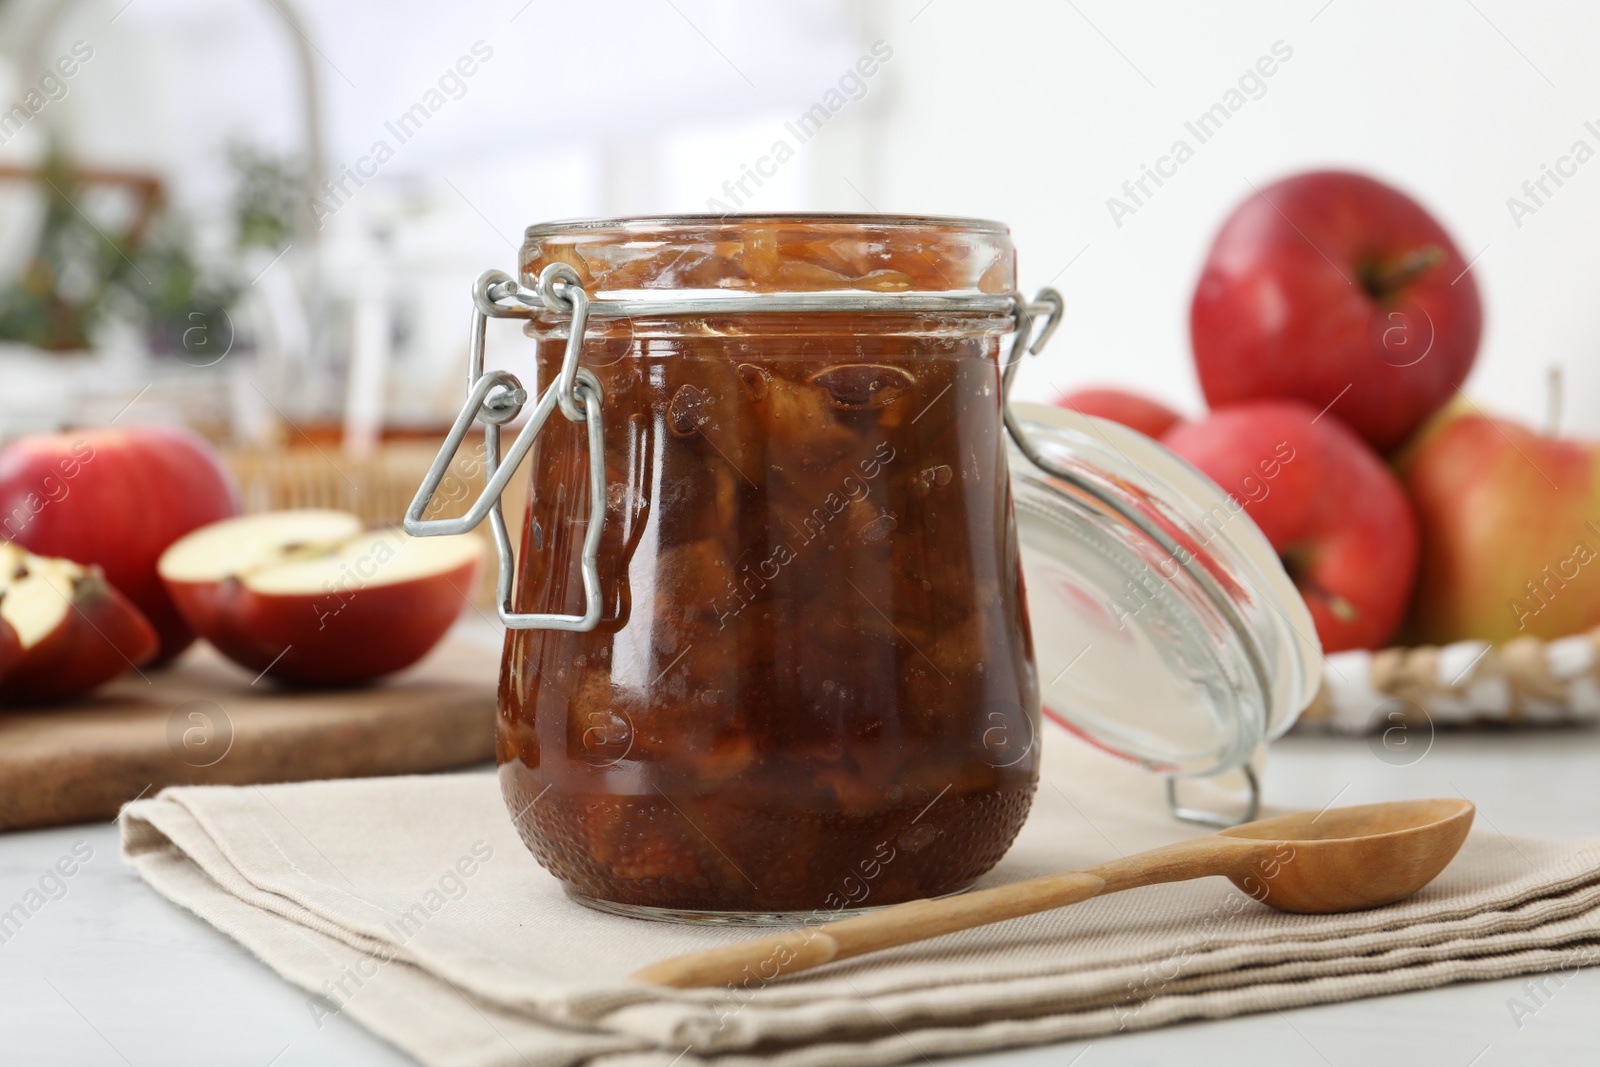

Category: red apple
[1191, 171, 1483, 454]
[0, 426, 240, 663]
[158, 510, 483, 686]
[1055, 387, 1184, 439]
[1162, 401, 1419, 652]
[1400, 406, 1600, 644]
[0, 541, 159, 703]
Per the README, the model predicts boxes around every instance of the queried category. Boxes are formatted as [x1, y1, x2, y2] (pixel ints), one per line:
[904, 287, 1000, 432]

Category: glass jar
[406, 213, 1321, 924]
[511, 215, 1038, 921]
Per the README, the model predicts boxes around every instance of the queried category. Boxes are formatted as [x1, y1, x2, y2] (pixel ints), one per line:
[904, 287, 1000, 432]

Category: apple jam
[497, 216, 1040, 918]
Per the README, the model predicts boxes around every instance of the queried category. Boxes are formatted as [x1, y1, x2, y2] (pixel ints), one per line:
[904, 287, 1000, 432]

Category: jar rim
[523, 212, 1011, 241]
[522, 213, 1016, 297]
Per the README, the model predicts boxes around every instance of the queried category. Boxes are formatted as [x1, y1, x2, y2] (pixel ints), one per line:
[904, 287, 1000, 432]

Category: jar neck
[520, 214, 1017, 299]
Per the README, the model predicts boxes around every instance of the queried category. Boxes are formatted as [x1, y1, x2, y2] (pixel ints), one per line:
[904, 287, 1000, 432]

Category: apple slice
[158, 510, 484, 686]
[0, 542, 159, 703]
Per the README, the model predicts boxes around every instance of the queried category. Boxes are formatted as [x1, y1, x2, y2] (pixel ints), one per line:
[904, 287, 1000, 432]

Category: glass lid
[1007, 402, 1321, 778]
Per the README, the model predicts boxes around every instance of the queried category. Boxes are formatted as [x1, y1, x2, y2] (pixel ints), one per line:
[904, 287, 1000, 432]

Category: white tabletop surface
[4, 720, 1599, 1066]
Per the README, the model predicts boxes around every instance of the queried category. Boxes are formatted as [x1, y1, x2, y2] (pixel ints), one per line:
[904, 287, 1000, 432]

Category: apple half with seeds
[0, 541, 159, 703]
[158, 510, 484, 686]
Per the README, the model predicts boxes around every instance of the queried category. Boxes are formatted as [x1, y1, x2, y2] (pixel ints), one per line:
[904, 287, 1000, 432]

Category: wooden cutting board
[0, 635, 501, 832]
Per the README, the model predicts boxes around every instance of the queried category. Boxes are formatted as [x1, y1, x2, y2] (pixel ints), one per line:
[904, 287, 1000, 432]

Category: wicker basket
[1298, 629, 1600, 733]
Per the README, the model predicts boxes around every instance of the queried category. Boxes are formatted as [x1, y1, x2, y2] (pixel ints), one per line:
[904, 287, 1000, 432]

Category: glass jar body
[496, 220, 1040, 919]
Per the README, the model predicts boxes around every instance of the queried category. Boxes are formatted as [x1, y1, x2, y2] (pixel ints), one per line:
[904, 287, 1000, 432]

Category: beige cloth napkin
[120, 734, 1600, 1067]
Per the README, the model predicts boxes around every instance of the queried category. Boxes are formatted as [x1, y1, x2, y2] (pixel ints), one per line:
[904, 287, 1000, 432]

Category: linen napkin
[120, 734, 1600, 1067]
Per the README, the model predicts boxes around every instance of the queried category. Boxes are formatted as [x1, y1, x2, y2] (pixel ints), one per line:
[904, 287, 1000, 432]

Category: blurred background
[0, 0, 1595, 469]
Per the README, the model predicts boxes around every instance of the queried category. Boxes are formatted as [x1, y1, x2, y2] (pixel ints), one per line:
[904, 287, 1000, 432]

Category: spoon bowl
[1216, 797, 1475, 913]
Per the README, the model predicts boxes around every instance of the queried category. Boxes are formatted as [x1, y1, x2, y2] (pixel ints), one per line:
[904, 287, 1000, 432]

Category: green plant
[124, 219, 238, 357]
[228, 141, 301, 251]
[0, 141, 299, 356]
[0, 150, 132, 351]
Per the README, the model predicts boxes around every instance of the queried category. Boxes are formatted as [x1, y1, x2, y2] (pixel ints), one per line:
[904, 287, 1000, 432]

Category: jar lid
[1007, 402, 1321, 778]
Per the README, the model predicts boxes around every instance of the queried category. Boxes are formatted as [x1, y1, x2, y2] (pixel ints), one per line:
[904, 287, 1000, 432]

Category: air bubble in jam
[917, 464, 954, 492]
[579, 709, 632, 765]
[858, 512, 898, 544]
[855, 269, 916, 292]
[668, 384, 711, 438]
[808, 364, 915, 409]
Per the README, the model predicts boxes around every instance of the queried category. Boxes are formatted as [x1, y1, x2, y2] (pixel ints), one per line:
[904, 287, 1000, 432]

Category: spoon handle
[630, 871, 1108, 989]
[632, 837, 1238, 988]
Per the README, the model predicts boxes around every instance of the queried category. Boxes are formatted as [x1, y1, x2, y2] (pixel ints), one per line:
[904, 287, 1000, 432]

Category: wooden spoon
[632, 798, 1474, 988]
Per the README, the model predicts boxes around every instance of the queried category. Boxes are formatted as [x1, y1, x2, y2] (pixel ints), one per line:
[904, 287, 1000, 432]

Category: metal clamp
[404, 265, 606, 631]
[1164, 764, 1261, 828]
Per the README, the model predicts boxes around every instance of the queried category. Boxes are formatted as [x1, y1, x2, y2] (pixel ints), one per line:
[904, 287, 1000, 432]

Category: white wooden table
[3, 720, 1596, 1066]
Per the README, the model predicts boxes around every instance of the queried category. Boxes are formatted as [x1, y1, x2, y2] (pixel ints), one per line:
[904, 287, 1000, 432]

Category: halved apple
[0, 542, 159, 703]
[157, 510, 484, 686]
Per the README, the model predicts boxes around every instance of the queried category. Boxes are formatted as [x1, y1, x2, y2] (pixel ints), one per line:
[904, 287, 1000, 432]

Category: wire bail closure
[404, 265, 606, 632]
